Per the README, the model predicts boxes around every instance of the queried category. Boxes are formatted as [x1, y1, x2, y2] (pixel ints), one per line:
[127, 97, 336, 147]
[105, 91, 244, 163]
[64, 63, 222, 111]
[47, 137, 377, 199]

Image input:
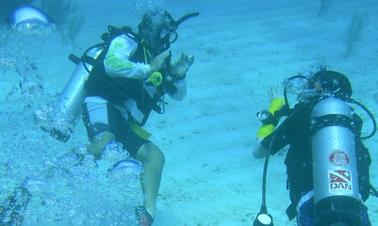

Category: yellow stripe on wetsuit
[128, 119, 152, 140]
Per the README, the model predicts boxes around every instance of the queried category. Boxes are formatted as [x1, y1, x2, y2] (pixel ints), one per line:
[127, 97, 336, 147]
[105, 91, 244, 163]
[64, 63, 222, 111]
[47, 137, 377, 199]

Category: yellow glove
[268, 97, 285, 116]
[256, 97, 286, 140]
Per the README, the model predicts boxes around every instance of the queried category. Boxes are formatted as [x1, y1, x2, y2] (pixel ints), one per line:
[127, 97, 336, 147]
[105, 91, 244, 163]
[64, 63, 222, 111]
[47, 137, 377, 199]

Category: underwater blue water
[0, 0, 377, 225]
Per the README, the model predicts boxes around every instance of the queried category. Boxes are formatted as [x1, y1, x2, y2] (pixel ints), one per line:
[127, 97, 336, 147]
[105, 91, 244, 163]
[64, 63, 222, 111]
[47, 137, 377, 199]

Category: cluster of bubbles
[0, 43, 143, 226]
[0, 26, 16, 72]
[0, 2, 153, 225]
[1, 26, 46, 107]
[132, 0, 165, 16]
[0, 140, 144, 225]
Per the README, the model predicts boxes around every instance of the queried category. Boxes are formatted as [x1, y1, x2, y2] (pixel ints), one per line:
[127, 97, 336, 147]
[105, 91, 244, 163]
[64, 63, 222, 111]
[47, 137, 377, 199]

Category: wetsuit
[83, 34, 186, 157]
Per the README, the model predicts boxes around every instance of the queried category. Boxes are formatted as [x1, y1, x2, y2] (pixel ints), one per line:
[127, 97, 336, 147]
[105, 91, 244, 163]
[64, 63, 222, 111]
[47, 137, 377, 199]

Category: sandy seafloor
[0, 0, 377, 225]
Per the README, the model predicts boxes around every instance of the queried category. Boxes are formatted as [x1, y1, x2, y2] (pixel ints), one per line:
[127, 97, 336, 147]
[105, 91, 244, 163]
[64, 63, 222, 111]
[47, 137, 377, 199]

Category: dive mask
[159, 12, 178, 44]
[159, 11, 199, 45]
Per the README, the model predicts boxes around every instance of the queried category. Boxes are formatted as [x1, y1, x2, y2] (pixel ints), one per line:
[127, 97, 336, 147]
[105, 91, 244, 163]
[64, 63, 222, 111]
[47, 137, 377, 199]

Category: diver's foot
[135, 206, 153, 226]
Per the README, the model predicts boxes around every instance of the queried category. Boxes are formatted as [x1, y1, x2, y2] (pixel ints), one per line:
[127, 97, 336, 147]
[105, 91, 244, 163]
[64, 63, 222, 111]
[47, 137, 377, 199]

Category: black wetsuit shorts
[82, 100, 149, 157]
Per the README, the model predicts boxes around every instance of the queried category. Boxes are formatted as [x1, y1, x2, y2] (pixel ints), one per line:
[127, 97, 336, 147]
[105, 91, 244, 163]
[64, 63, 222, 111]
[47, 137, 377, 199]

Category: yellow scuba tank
[41, 47, 103, 142]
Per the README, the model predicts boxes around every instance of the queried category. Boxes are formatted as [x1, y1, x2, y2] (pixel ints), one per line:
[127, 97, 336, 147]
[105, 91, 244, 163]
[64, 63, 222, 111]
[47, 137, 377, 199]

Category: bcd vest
[84, 26, 177, 125]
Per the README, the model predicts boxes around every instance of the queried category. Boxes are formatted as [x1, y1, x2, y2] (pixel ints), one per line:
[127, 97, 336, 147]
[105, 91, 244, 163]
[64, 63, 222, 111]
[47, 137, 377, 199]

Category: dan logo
[329, 170, 353, 192]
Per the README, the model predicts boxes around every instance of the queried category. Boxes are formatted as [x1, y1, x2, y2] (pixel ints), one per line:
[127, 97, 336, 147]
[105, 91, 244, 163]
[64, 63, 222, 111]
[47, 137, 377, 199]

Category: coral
[318, 0, 335, 16]
[345, 12, 368, 58]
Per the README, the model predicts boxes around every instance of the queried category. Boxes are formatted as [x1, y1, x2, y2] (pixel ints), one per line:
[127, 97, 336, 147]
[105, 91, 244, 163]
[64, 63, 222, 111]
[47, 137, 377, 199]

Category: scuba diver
[38, 8, 198, 226]
[253, 69, 377, 226]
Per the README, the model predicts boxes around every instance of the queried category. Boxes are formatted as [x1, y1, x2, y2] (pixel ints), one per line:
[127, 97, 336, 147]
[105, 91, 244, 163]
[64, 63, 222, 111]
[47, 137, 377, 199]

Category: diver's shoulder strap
[68, 25, 139, 69]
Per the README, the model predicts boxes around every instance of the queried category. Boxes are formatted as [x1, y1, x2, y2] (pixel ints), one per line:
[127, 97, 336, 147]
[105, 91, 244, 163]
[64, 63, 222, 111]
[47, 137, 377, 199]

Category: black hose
[258, 108, 298, 214]
[347, 98, 377, 140]
[260, 138, 271, 209]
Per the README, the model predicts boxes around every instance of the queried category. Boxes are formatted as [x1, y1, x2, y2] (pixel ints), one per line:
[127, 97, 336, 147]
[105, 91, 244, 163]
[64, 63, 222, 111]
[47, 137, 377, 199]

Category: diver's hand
[171, 53, 195, 79]
[149, 50, 171, 73]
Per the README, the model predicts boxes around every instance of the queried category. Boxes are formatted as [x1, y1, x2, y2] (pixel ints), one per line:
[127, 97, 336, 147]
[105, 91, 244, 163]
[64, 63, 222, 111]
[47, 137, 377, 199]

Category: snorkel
[161, 11, 199, 51]
[160, 11, 199, 46]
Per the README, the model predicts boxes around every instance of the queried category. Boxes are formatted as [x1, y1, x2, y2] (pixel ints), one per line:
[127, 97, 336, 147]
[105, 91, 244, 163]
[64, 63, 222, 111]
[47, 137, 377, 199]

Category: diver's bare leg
[136, 142, 165, 218]
[86, 132, 115, 159]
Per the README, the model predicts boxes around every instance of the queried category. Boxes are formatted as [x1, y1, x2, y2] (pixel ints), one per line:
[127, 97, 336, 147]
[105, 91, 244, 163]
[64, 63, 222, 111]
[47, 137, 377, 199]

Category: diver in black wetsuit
[253, 69, 375, 226]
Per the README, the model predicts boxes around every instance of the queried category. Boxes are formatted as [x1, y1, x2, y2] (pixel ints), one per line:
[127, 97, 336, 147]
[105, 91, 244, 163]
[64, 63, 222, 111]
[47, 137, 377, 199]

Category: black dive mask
[159, 11, 178, 43]
[159, 27, 178, 44]
[157, 11, 199, 52]
[140, 11, 199, 53]
[283, 69, 354, 109]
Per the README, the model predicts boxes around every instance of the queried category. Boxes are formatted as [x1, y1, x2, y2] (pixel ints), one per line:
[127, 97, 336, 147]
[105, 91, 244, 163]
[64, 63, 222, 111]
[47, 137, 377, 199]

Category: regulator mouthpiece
[253, 210, 274, 226]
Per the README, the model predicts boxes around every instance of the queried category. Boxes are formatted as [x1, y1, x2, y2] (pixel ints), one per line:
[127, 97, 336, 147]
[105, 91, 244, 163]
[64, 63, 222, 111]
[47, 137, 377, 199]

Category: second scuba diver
[253, 69, 376, 226]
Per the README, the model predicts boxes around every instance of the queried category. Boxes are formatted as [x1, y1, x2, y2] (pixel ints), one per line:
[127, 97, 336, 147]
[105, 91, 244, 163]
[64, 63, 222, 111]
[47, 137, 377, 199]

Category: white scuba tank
[46, 47, 103, 142]
[310, 97, 361, 226]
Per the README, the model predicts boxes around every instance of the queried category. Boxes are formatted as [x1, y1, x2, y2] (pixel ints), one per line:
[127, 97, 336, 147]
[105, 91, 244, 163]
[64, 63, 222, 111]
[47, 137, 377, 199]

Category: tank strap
[70, 25, 139, 67]
[68, 43, 105, 67]
[309, 114, 354, 137]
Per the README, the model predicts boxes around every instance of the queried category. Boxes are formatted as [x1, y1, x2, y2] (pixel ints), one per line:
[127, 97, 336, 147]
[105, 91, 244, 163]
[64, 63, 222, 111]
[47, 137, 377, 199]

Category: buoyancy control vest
[84, 26, 177, 125]
[42, 11, 200, 142]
